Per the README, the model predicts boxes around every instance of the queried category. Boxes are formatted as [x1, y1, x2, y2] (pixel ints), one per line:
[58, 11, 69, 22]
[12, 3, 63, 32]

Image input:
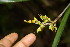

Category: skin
[0, 33, 36, 47]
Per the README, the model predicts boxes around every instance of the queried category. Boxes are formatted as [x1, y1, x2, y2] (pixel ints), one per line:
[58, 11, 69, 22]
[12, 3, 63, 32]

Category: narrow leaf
[52, 5, 70, 47]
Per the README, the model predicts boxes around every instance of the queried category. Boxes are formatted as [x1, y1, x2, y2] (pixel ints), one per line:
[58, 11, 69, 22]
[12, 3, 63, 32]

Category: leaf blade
[52, 5, 70, 47]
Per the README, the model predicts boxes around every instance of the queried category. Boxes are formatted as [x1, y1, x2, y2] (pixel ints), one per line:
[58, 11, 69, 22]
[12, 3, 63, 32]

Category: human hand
[0, 33, 36, 47]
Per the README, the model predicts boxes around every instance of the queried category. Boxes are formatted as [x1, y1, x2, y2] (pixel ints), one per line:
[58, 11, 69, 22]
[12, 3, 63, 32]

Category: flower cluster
[24, 14, 57, 33]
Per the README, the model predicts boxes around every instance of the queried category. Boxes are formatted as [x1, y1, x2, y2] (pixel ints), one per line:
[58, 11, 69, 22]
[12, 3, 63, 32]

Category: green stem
[52, 5, 70, 47]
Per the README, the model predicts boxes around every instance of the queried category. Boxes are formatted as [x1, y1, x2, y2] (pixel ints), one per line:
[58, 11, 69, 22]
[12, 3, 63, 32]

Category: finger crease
[20, 41, 28, 47]
[4, 38, 12, 44]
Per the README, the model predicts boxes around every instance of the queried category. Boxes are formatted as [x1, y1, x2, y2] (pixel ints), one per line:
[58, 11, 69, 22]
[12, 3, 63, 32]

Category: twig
[54, 3, 70, 22]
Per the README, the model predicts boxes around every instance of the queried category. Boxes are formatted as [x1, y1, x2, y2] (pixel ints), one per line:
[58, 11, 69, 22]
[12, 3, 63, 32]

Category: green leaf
[52, 5, 70, 47]
[0, 0, 30, 3]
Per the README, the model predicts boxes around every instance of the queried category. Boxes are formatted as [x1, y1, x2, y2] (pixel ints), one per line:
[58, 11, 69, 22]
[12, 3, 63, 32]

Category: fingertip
[27, 33, 36, 39]
[21, 33, 36, 47]
[13, 33, 36, 47]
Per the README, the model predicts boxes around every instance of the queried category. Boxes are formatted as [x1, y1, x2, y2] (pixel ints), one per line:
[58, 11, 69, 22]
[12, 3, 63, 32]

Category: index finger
[13, 33, 36, 47]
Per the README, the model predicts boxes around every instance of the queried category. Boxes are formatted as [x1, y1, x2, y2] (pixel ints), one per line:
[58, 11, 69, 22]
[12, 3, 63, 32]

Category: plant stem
[54, 3, 70, 22]
[52, 3, 70, 47]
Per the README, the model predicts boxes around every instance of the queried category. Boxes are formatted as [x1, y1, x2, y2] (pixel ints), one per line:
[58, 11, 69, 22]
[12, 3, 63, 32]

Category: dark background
[0, 0, 70, 47]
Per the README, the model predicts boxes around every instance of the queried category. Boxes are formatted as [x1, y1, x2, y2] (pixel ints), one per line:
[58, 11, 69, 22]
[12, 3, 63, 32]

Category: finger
[13, 33, 36, 47]
[0, 33, 18, 47]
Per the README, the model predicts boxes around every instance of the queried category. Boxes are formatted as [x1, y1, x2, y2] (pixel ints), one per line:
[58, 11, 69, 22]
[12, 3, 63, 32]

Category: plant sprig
[24, 3, 70, 33]
[24, 14, 57, 33]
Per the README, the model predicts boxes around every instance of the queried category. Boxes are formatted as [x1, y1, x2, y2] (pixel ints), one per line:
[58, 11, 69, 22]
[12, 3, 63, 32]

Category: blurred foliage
[0, 0, 70, 47]
[0, 0, 29, 3]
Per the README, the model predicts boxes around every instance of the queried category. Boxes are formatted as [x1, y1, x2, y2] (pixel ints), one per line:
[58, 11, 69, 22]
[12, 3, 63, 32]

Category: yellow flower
[24, 20, 27, 22]
[37, 27, 42, 33]
[24, 20, 31, 23]
[33, 17, 41, 25]
[42, 20, 48, 23]
[40, 24, 45, 29]
[40, 15, 47, 20]
[40, 15, 43, 20]
[37, 24, 45, 33]
[49, 23, 57, 31]
[34, 17, 38, 21]
[32, 20, 35, 23]
[27, 20, 31, 23]
[40, 15, 51, 23]
[54, 24, 57, 30]
[35, 21, 41, 25]
[48, 18, 51, 21]
[49, 23, 54, 31]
